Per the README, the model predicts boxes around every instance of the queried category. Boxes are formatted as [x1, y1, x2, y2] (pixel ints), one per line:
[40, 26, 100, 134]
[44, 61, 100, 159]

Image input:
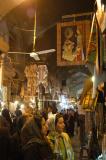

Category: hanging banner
[96, 0, 106, 33]
[57, 20, 90, 66]
[86, 16, 97, 64]
[103, 35, 106, 69]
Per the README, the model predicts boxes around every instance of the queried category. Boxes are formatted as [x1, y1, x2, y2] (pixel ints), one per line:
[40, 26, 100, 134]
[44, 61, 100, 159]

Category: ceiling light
[91, 76, 95, 82]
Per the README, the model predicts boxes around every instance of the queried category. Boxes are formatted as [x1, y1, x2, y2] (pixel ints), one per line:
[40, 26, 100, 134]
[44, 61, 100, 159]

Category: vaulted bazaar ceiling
[0, 0, 95, 97]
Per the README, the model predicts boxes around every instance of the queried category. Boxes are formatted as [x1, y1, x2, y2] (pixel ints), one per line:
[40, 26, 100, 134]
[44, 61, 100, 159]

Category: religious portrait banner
[57, 20, 90, 66]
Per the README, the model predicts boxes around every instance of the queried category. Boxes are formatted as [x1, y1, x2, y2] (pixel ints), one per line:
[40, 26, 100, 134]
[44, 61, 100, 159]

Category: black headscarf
[21, 115, 46, 146]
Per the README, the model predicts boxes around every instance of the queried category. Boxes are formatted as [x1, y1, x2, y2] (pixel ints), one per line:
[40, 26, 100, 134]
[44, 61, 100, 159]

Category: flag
[86, 15, 97, 64]
[95, 17, 104, 74]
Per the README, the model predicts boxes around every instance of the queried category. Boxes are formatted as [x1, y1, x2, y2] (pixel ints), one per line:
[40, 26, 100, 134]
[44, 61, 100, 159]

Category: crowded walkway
[0, 101, 103, 160]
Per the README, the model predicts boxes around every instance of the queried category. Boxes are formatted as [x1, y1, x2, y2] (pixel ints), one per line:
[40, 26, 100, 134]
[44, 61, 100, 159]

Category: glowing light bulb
[91, 76, 95, 82]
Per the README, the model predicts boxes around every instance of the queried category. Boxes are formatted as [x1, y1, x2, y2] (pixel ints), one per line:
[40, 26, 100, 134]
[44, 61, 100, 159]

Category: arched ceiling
[0, 0, 95, 96]
[3, 0, 95, 51]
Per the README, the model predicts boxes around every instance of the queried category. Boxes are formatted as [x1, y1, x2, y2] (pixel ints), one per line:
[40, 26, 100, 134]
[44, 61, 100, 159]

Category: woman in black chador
[21, 115, 53, 160]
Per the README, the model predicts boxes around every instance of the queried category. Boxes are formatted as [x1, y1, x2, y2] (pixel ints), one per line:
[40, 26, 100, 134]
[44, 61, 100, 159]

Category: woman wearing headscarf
[47, 113, 74, 160]
[21, 115, 53, 160]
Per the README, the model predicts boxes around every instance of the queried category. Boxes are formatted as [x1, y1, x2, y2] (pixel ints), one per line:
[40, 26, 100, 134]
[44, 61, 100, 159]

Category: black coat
[21, 116, 54, 160]
[0, 127, 11, 160]
[22, 138, 53, 160]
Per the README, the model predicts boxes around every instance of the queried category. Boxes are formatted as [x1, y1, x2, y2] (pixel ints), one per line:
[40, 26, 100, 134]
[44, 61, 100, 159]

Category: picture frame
[57, 20, 90, 66]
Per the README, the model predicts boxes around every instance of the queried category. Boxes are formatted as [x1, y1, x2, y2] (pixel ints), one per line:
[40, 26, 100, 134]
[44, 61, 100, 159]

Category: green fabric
[87, 51, 96, 63]
[47, 115, 74, 160]
[54, 132, 74, 160]
[58, 136, 67, 160]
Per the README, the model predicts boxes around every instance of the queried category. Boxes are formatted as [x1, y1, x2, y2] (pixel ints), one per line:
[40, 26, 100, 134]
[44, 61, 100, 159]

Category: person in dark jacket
[88, 125, 101, 159]
[0, 116, 11, 160]
[67, 109, 75, 137]
[2, 108, 13, 133]
[21, 115, 53, 160]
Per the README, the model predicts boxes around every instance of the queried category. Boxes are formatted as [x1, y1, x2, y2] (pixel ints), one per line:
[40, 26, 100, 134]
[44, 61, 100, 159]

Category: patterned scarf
[54, 132, 74, 160]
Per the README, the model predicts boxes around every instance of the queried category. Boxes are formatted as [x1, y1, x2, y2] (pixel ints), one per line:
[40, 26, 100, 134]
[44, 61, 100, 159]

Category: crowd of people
[0, 102, 86, 160]
[0, 95, 100, 160]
